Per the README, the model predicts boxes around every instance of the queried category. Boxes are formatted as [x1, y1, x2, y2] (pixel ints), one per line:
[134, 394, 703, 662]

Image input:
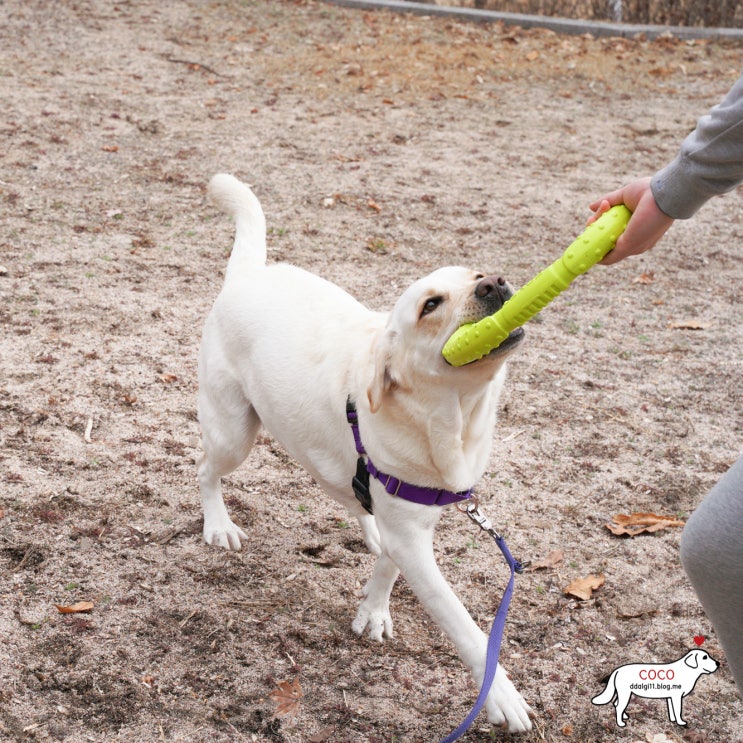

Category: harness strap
[345, 399, 473, 513]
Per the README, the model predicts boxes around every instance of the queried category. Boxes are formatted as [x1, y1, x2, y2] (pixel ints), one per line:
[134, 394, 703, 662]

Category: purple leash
[440, 501, 523, 742]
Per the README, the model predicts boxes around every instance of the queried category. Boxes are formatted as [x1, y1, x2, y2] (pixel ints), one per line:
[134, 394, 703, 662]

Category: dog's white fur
[197, 174, 532, 732]
[592, 649, 719, 727]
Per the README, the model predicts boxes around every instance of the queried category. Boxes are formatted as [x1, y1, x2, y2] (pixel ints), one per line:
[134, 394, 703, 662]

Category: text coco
[637, 669, 675, 681]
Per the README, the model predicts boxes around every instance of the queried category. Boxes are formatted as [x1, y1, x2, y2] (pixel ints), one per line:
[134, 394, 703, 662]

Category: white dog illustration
[592, 649, 718, 727]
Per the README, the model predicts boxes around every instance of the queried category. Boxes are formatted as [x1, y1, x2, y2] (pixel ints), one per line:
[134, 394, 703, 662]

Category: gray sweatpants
[681, 453, 743, 693]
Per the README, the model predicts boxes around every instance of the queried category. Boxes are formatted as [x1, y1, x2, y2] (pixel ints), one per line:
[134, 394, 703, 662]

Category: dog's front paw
[483, 664, 533, 733]
[203, 516, 247, 551]
[352, 598, 393, 642]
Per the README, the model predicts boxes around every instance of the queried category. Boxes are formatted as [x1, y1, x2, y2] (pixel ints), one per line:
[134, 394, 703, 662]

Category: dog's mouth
[493, 326, 525, 352]
[480, 325, 525, 359]
[443, 323, 525, 367]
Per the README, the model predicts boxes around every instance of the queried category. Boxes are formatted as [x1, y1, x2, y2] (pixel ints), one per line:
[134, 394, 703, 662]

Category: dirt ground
[1, 1, 742, 741]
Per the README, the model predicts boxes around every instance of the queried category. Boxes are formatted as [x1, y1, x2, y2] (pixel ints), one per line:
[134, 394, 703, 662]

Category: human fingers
[586, 198, 612, 225]
[600, 190, 674, 265]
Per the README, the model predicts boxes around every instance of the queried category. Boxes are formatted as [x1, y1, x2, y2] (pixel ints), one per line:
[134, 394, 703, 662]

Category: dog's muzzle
[475, 275, 512, 311]
[471, 274, 525, 354]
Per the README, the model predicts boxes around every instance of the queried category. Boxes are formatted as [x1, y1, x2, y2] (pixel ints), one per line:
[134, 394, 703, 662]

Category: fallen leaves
[617, 605, 658, 619]
[269, 678, 302, 717]
[668, 319, 711, 330]
[632, 270, 655, 284]
[605, 512, 685, 537]
[308, 726, 335, 743]
[563, 573, 605, 601]
[54, 601, 94, 614]
[526, 548, 564, 572]
[632, 734, 678, 743]
[557, 511, 686, 601]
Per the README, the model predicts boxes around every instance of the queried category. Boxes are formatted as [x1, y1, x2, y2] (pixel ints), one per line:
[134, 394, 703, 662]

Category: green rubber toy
[442, 205, 631, 367]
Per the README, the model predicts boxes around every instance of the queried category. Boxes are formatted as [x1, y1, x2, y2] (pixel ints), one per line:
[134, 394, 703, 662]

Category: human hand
[588, 177, 675, 265]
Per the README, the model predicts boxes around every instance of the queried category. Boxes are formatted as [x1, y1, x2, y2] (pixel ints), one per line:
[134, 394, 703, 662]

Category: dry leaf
[308, 726, 335, 743]
[55, 601, 94, 614]
[606, 512, 684, 537]
[526, 50, 540, 61]
[680, 731, 710, 743]
[668, 320, 711, 330]
[617, 605, 658, 619]
[564, 574, 604, 601]
[159, 373, 178, 384]
[632, 271, 655, 284]
[269, 678, 302, 717]
[642, 734, 675, 743]
[526, 549, 564, 572]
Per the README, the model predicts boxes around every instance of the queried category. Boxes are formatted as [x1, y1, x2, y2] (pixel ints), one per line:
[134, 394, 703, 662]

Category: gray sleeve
[651, 70, 743, 219]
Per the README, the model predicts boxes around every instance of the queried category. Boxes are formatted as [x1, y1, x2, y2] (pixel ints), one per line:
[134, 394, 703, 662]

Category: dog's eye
[420, 296, 443, 318]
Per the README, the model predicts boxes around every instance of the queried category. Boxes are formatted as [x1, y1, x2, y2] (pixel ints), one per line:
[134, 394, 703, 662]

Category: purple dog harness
[345, 397, 525, 741]
[345, 398, 473, 512]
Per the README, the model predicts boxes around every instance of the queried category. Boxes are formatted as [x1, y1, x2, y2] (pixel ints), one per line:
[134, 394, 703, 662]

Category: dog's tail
[591, 670, 618, 706]
[207, 173, 267, 277]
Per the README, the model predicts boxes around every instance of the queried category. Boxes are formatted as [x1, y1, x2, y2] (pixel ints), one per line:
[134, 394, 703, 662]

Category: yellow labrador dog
[197, 174, 532, 733]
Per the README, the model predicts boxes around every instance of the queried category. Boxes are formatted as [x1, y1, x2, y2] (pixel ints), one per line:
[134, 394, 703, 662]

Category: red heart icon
[693, 635, 705, 646]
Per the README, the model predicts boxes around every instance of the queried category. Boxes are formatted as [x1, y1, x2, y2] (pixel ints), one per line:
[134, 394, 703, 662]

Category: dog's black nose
[475, 275, 509, 300]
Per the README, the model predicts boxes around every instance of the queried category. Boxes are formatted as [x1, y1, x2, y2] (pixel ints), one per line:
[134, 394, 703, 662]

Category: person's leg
[680, 453, 743, 693]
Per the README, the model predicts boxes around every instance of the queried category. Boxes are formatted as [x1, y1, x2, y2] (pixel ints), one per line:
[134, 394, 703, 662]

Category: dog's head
[367, 267, 525, 412]
[684, 649, 719, 675]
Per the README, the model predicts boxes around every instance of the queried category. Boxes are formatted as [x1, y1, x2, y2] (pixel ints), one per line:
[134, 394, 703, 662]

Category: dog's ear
[367, 329, 399, 414]
[685, 651, 699, 669]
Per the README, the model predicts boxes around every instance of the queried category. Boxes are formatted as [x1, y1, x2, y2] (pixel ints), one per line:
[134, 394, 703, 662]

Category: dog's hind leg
[614, 688, 632, 727]
[352, 553, 398, 641]
[357, 513, 382, 556]
[197, 379, 261, 550]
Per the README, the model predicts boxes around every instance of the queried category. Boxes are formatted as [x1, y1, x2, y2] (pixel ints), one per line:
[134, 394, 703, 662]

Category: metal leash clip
[458, 498, 501, 540]
[457, 498, 527, 574]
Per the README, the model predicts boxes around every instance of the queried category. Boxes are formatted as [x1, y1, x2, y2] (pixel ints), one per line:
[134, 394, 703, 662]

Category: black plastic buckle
[352, 457, 373, 515]
[346, 397, 357, 423]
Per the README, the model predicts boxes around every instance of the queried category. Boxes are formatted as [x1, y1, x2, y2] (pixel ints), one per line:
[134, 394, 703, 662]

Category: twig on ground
[179, 609, 198, 629]
[164, 56, 226, 78]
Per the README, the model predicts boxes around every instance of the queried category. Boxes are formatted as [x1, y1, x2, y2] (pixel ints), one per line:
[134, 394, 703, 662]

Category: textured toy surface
[442, 205, 631, 367]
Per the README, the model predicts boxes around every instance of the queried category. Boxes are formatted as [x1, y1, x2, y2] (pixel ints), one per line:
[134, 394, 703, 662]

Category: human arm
[590, 69, 743, 264]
